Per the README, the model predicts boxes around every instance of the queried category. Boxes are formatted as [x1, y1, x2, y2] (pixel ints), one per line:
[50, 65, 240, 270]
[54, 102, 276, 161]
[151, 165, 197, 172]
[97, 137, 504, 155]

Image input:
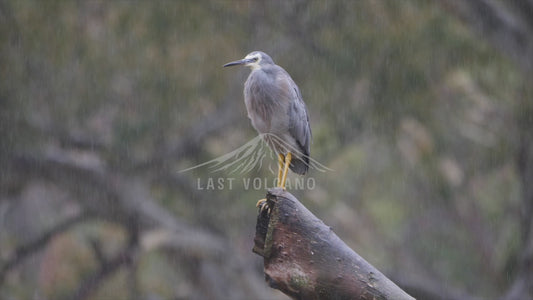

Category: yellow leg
[258, 153, 285, 212]
[277, 153, 285, 187]
[280, 152, 292, 190]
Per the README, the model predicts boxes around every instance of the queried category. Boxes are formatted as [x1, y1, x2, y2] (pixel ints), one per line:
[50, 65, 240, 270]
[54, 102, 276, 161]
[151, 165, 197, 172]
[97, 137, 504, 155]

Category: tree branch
[65, 227, 138, 300]
[253, 188, 414, 300]
[0, 212, 91, 285]
[8, 152, 271, 298]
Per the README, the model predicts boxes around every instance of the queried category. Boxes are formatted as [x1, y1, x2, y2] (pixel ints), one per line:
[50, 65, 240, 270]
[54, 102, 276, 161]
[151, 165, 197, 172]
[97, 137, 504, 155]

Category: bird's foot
[256, 198, 272, 214]
[256, 198, 266, 207]
[256, 198, 267, 211]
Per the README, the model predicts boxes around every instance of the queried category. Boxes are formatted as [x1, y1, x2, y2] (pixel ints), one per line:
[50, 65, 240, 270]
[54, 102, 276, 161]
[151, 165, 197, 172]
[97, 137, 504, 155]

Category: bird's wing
[287, 79, 312, 158]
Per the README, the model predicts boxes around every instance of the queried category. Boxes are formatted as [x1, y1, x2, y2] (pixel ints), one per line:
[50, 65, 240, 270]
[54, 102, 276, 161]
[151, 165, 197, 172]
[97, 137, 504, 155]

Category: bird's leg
[258, 153, 285, 212]
[280, 152, 292, 190]
[277, 153, 285, 187]
[256, 154, 285, 212]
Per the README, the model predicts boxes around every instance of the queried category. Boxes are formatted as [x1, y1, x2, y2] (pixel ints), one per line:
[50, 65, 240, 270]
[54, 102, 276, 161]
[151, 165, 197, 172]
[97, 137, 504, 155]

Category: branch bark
[253, 188, 415, 300]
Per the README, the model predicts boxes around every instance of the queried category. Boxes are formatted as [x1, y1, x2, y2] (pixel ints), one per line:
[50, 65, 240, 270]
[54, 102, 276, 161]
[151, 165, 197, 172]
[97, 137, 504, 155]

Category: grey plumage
[224, 51, 311, 175]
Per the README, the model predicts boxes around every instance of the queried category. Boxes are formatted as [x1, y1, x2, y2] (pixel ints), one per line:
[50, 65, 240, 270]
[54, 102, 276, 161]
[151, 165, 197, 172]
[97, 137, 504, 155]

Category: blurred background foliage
[0, 1, 532, 299]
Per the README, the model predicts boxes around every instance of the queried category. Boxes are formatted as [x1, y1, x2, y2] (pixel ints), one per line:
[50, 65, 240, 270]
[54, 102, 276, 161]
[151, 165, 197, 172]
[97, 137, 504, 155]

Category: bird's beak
[223, 58, 253, 67]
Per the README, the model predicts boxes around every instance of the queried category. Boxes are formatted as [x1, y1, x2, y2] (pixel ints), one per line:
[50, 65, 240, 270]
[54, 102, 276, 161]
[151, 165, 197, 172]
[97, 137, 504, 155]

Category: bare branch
[254, 188, 414, 300]
[64, 224, 139, 300]
[65, 242, 136, 300]
[0, 212, 91, 285]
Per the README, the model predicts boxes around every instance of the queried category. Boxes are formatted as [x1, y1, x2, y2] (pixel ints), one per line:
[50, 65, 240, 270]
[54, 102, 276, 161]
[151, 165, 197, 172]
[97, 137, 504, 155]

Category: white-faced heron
[224, 51, 311, 206]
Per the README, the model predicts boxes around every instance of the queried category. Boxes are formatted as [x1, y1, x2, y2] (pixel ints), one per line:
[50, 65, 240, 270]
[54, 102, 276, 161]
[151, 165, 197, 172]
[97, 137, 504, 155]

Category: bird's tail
[290, 155, 309, 175]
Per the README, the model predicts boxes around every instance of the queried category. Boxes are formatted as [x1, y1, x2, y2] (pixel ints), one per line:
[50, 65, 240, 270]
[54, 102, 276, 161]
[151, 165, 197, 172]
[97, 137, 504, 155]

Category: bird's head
[223, 51, 274, 70]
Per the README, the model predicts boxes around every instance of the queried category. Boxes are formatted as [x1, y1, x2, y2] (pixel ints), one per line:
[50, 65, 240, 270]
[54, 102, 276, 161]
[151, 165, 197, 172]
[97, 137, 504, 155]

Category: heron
[224, 51, 311, 207]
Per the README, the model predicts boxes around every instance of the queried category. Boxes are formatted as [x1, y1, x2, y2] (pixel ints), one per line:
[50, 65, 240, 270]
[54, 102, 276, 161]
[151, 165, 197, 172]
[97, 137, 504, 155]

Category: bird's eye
[253, 57, 259, 61]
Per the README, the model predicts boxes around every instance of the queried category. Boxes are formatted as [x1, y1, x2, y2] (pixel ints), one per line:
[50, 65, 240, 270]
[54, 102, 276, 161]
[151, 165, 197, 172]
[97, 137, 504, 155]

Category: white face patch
[244, 53, 262, 70]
